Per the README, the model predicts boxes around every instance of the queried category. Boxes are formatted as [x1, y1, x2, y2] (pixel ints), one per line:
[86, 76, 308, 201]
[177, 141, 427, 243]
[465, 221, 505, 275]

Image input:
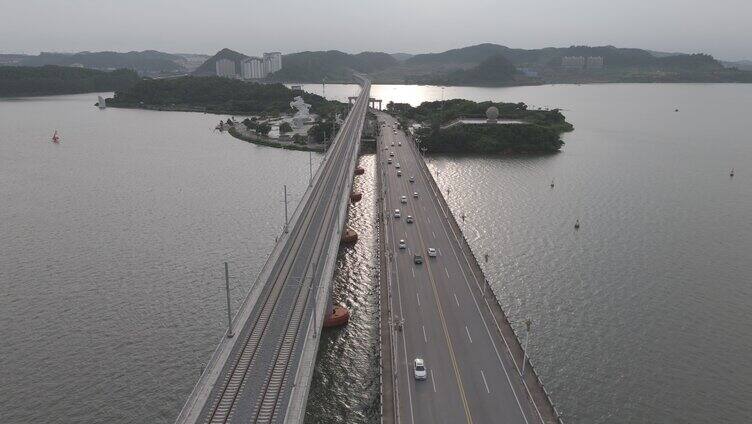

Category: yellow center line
[394, 122, 473, 424]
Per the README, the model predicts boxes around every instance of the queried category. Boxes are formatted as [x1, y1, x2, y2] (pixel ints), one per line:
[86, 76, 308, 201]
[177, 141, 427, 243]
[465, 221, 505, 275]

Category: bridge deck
[377, 111, 562, 424]
[175, 79, 371, 424]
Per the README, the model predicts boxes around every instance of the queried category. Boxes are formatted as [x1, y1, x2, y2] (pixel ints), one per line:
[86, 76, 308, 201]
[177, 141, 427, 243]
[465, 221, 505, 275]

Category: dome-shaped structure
[486, 106, 499, 121]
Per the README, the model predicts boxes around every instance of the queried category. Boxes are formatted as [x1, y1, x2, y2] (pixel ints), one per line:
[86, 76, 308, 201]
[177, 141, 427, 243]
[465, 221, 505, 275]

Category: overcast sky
[1, 0, 750, 61]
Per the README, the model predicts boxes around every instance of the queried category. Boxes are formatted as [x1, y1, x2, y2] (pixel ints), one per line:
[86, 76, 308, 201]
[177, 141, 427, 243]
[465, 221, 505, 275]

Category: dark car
[413, 255, 424, 264]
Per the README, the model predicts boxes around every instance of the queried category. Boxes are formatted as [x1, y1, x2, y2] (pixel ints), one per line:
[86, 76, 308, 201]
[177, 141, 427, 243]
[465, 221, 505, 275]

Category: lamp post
[521, 318, 532, 379]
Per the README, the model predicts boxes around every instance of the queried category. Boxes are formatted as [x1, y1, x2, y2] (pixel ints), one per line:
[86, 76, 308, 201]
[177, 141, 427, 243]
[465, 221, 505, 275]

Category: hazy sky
[1, 0, 751, 61]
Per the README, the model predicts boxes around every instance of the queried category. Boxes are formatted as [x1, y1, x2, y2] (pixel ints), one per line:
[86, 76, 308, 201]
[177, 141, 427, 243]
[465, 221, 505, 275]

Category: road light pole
[521, 318, 532, 379]
[309, 151, 313, 186]
[283, 185, 289, 233]
[224, 262, 235, 338]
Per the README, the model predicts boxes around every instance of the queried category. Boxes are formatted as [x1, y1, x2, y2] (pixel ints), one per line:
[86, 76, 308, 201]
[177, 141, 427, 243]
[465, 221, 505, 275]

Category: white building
[263, 52, 282, 76]
[241, 57, 265, 79]
[561, 56, 586, 70]
[215, 58, 237, 78]
[586, 56, 604, 70]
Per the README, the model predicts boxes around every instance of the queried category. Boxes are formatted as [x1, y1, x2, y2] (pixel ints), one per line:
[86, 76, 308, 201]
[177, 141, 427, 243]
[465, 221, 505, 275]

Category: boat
[730, 168, 735, 177]
[550, 179, 555, 188]
[341, 228, 358, 244]
[574, 219, 580, 229]
[51, 130, 60, 144]
[323, 306, 350, 327]
[97, 96, 106, 109]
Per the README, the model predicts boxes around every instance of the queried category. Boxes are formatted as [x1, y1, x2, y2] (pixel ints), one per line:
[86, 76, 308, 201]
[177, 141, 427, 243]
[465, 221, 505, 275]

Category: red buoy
[323, 306, 350, 327]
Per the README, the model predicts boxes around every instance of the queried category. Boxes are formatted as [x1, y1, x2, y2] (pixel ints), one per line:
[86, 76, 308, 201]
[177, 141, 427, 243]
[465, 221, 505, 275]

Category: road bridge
[376, 112, 564, 424]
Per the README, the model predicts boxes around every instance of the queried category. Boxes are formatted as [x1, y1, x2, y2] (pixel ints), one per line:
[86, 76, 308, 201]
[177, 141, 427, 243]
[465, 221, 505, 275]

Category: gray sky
[1, 0, 751, 61]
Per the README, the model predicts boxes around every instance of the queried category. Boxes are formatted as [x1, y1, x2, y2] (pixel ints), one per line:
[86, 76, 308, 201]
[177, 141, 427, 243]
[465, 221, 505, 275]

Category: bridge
[376, 112, 565, 424]
[174, 77, 371, 424]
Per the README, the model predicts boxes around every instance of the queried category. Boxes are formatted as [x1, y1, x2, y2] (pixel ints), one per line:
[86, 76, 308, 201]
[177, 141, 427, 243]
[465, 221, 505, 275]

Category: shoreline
[227, 126, 326, 152]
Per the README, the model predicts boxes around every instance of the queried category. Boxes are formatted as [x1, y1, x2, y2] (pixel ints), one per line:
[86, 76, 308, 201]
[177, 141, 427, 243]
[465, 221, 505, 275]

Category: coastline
[227, 126, 326, 152]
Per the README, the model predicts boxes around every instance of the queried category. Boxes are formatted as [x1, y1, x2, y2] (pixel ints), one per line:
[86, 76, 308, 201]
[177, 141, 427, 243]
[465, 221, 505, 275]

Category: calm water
[0, 93, 324, 423]
[299, 83, 752, 423]
[2, 83, 751, 423]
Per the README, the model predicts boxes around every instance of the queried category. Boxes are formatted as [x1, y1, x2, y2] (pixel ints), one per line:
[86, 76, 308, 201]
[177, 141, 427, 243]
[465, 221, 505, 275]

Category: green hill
[17, 50, 184, 75]
[268, 50, 397, 82]
[0, 65, 140, 97]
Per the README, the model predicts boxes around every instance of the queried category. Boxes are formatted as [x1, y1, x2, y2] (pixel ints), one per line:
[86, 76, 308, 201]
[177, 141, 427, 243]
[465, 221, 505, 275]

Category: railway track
[199, 83, 370, 424]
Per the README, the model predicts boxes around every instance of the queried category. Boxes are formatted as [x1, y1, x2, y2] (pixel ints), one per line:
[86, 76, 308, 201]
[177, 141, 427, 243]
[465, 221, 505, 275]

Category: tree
[279, 122, 293, 133]
[256, 123, 271, 136]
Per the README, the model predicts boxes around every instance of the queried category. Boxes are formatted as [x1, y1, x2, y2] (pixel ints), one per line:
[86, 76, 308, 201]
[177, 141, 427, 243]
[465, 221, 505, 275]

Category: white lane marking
[411, 267, 415, 278]
[416, 292, 421, 307]
[431, 369, 437, 392]
[465, 326, 473, 343]
[422, 325, 427, 343]
[481, 370, 490, 394]
[432, 231, 436, 239]
[427, 216, 431, 223]
[445, 267, 450, 278]
[454, 293, 460, 307]
[409, 131, 534, 423]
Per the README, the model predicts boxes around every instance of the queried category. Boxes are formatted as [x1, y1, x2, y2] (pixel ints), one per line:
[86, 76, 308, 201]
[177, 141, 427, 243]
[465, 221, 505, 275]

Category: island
[0, 65, 139, 97]
[108, 76, 347, 151]
[387, 99, 574, 154]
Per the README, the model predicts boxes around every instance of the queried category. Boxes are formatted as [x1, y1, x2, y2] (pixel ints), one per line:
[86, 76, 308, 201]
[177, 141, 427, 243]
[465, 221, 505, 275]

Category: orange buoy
[323, 305, 350, 327]
[341, 228, 358, 244]
[354, 166, 365, 175]
[350, 191, 362, 203]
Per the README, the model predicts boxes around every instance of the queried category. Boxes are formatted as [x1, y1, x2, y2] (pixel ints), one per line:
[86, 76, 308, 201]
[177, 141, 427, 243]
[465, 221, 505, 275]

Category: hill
[16, 50, 184, 75]
[0, 65, 140, 97]
[268, 50, 397, 82]
[192, 48, 249, 76]
[435, 54, 519, 86]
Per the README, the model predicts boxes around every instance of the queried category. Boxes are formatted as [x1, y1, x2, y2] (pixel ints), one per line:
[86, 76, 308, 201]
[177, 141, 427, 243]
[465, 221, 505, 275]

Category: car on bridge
[394, 209, 401, 218]
[427, 248, 437, 257]
[401, 196, 407, 204]
[406, 215, 414, 223]
[413, 254, 424, 264]
[399, 239, 406, 249]
[389, 151, 394, 157]
[413, 192, 418, 198]
[387, 158, 392, 164]
[414, 358, 427, 380]
[397, 170, 402, 177]
[395, 163, 400, 169]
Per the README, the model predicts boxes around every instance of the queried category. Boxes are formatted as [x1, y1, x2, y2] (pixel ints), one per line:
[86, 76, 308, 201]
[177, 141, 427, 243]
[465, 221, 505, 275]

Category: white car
[389, 152, 394, 157]
[413, 192, 418, 198]
[394, 209, 401, 218]
[398, 142, 402, 146]
[398, 239, 406, 249]
[401, 196, 407, 204]
[414, 358, 427, 380]
[406, 215, 414, 223]
[409, 176, 415, 183]
[427, 248, 437, 257]
[395, 163, 400, 169]
[397, 170, 402, 177]
[391, 142, 394, 146]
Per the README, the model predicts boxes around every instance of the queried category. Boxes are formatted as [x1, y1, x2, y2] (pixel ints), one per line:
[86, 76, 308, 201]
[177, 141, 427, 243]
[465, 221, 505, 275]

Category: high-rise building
[263, 52, 282, 76]
[215, 58, 237, 78]
[586, 56, 604, 70]
[241, 57, 265, 79]
[561, 56, 586, 70]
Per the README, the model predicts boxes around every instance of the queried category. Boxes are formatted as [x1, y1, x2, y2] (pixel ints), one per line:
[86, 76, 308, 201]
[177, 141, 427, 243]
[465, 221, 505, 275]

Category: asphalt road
[175, 81, 370, 424]
[377, 112, 541, 424]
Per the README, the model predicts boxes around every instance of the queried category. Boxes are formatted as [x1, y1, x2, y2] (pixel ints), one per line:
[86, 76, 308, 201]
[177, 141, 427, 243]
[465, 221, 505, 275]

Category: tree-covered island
[387, 99, 574, 154]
